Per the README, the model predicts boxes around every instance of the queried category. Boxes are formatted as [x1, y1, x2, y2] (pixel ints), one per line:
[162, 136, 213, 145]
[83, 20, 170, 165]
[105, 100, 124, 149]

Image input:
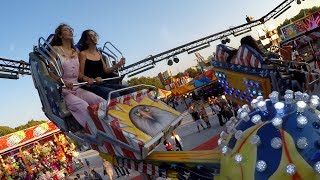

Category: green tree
[128, 76, 164, 89]
[175, 72, 185, 78]
[15, 120, 48, 131]
[0, 126, 15, 137]
[277, 6, 320, 32]
[0, 120, 49, 137]
[186, 67, 200, 78]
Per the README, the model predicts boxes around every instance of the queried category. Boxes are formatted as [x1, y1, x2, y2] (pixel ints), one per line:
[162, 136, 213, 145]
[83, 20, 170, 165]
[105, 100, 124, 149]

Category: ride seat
[215, 44, 237, 63]
[233, 45, 264, 68]
[29, 51, 82, 133]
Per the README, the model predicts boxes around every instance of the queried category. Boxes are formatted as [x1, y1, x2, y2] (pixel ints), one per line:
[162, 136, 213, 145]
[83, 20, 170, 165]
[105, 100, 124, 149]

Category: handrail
[105, 84, 159, 109]
[101, 42, 125, 77]
[269, 58, 320, 93]
[103, 41, 124, 59]
[37, 37, 64, 78]
[62, 77, 122, 88]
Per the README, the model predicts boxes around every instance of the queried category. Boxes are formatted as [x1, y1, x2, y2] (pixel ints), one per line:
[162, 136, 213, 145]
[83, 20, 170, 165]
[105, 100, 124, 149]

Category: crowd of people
[188, 95, 237, 132]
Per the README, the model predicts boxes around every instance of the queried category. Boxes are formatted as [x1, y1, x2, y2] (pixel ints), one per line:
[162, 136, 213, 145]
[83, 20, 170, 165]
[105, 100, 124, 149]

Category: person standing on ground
[171, 132, 183, 151]
[84, 158, 90, 168]
[189, 105, 205, 132]
[83, 171, 93, 180]
[103, 159, 114, 180]
[91, 169, 103, 180]
[200, 106, 211, 128]
[211, 101, 224, 126]
[164, 139, 173, 151]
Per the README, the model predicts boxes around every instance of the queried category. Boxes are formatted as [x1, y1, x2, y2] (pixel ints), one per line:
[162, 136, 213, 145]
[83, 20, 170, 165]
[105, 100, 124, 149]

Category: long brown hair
[50, 23, 75, 49]
[240, 35, 263, 55]
[77, 29, 99, 51]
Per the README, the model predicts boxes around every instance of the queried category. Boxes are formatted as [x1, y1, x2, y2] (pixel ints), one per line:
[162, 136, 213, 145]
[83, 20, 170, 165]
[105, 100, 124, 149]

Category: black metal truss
[0, 0, 296, 78]
[121, 0, 295, 76]
[0, 58, 30, 79]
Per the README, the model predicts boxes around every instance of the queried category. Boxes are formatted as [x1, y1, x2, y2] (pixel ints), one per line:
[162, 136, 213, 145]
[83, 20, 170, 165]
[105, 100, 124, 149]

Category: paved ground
[68, 106, 225, 180]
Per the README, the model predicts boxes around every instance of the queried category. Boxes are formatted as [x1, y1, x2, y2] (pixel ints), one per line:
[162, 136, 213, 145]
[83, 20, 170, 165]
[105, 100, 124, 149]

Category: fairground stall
[0, 122, 82, 180]
[280, 10, 320, 64]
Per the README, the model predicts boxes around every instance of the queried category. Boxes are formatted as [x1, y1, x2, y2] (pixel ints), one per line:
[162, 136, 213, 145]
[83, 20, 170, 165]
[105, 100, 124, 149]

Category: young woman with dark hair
[49, 24, 105, 127]
[77, 29, 133, 100]
[240, 35, 264, 55]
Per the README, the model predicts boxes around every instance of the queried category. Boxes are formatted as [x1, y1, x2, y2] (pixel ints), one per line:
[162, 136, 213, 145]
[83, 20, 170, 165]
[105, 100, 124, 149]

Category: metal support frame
[0, 0, 296, 79]
[0, 58, 31, 79]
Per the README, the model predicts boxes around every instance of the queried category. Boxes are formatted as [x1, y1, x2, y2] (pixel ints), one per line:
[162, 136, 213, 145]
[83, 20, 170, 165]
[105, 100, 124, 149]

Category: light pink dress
[61, 55, 105, 127]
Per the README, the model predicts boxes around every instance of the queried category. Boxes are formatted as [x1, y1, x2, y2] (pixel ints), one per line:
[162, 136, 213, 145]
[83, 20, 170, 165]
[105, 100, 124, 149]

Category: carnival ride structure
[1, 0, 320, 179]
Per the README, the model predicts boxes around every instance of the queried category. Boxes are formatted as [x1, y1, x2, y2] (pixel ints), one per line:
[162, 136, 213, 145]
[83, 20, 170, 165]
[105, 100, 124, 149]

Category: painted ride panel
[213, 44, 272, 105]
[215, 93, 320, 180]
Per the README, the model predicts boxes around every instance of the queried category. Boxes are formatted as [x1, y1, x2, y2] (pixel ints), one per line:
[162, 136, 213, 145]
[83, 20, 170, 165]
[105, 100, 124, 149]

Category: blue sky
[0, 0, 318, 128]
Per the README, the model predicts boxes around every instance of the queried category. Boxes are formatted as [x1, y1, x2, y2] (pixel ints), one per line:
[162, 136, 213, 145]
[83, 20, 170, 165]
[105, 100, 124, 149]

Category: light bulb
[314, 161, 320, 174]
[218, 138, 223, 146]
[310, 98, 319, 109]
[296, 137, 308, 149]
[284, 94, 294, 105]
[285, 164, 296, 176]
[234, 154, 243, 164]
[297, 115, 308, 128]
[240, 111, 250, 122]
[285, 89, 293, 95]
[271, 137, 282, 149]
[302, 93, 309, 102]
[250, 135, 261, 145]
[256, 96, 264, 102]
[256, 160, 267, 172]
[296, 101, 307, 113]
[272, 117, 283, 129]
[311, 95, 320, 100]
[269, 91, 279, 103]
[222, 146, 228, 154]
[274, 102, 284, 114]
[251, 99, 259, 109]
[251, 115, 262, 124]
[257, 101, 267, 112]
[235, 130, 243, 140]
[295, 91, 303, 101]
[242, 104, 250, 112]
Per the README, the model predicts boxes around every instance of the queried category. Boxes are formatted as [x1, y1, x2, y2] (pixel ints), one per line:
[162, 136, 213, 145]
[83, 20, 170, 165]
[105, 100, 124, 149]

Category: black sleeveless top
[84, 59, 107, 78]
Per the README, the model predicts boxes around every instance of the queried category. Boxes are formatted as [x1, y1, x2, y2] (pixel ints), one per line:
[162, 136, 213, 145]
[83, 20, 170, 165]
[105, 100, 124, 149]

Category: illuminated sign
[281, 11, 320, 39]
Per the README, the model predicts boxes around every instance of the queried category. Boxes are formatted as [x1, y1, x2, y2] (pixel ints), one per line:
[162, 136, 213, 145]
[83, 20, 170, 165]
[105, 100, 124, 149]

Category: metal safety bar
[103, 41, 124, 59]
[37, 37, 64, 78]
[62, 77, 122, 88]
[269, 58, 320, 93]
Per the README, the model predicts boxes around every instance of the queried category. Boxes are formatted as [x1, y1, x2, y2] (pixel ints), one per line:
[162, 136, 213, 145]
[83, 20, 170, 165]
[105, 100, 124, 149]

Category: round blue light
[249, 81, 254, 87]
[255, 82, 260, 88]
[252, 90, 257, 95]
[258, 91, 263, 96]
